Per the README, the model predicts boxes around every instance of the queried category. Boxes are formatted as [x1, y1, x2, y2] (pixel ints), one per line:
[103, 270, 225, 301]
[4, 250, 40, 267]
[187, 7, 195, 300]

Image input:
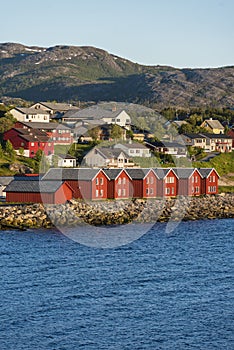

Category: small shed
[5, 180, 73, 204]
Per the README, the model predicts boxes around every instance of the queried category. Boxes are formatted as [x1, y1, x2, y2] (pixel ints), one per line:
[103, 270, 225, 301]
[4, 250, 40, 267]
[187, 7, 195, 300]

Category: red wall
[143, 170, 157, 198]
[4, 128, 54, 157]
[6, 183, 72, 204]
[189, 170, 202, 196]
[114, 171, 131, 199]
[164, 170, 178, 197]
[91, 172, 108, 200]
[201, 170, 219, 195]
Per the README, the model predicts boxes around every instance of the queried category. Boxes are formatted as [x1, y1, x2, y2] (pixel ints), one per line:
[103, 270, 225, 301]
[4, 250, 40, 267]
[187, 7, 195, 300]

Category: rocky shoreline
[0, 193, 233, 231]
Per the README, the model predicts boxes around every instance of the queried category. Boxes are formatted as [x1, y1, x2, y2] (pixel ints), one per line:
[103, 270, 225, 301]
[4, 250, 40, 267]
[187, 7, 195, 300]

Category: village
[0, 101, 233, 204]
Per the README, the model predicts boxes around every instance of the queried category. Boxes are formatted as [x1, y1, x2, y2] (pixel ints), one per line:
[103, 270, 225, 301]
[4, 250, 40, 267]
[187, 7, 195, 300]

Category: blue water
[0, 219, 233, 350]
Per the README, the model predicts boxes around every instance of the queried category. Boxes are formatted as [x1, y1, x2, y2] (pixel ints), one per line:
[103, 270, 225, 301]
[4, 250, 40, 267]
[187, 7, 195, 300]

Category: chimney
[112, 104, 117, 112]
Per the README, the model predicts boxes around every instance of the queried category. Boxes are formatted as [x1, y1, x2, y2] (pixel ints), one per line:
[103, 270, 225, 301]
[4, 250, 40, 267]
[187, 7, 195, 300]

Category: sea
[0, 219, 233, 350]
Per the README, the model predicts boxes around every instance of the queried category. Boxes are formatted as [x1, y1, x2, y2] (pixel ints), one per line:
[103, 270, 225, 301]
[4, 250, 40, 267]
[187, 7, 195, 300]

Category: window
[209, 186, 216, 192]
[21, 142, 25, 146]
[96, 189, 99, 197]
[100, 189, 103, 197]
[195, 176, 198, 183]
[122, 189, 126, 196]
[192, 176, 194, 183]
[123, 177, 126, 185]
[146, 188, 149, 195]
[165, 188, 170, 195]
[118, 178, 121, 185]
[100, 177, 103, 185]
[116, 119, 120, 122]
[150, 188, 153, 194]
[118, 189, 121, 196]
[96, 178, 99, 185]
[209, 175, 215, 182]
[150, 176, 154, 184]
[146, 177, 149, 184]
[171, 187, 174, 195]
[195, 186, 199, 193]
[166, 177, 174, 183]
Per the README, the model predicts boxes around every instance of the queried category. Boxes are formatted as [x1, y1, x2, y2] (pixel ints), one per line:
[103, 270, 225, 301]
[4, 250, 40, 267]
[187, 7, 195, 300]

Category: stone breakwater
[0, 194, 233, 230]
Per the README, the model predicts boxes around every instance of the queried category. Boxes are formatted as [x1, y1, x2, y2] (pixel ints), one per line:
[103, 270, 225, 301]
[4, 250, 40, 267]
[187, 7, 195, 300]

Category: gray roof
[0, 176, 14, 186]
[62, 105, 129, 121]
[17, 122, 59, 130]
[39, 102, 78, 111]
[96, 147, 128, 159]
[5, 180, 65, 193]
[115, 142, 148, 149]
[42, 168, 100, 181]
[152, 168, 172, 179]
[197, 168, 219, 178]
[57, 154, 76, 160]
[125, 168, 145, 179]
[102, 169, 124, 180]
[173, 168, 196, 179]
[14, 107, 50, 115]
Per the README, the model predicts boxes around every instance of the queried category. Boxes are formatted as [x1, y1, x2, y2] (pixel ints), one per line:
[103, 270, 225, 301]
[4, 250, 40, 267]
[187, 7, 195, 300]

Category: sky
[0, 0, 233, 68]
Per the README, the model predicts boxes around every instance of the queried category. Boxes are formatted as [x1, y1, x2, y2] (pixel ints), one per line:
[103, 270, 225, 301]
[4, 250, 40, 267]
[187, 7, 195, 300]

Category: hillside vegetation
[1, 43, 234, 109]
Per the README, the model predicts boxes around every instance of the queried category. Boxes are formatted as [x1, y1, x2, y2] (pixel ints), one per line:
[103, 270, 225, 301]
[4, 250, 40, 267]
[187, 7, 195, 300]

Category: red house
[14, 121, 73, 145]
[102, 169, 131, 199]
[4, 128, 54, 157]
[42, 168, 109, 200]
[125, 168, 157, 198]
[5, 179, 73, 204]
[198, 168, 219, 195]
[174, 168, 203, 196]
[153, 168, 178, 197]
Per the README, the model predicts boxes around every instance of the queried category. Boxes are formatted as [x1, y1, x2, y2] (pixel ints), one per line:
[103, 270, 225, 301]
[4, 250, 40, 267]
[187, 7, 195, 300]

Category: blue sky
[1, 0, 233, 68]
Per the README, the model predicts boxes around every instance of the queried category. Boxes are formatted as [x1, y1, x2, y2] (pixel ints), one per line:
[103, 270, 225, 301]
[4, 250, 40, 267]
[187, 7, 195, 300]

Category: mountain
[1, 42, 234, 108]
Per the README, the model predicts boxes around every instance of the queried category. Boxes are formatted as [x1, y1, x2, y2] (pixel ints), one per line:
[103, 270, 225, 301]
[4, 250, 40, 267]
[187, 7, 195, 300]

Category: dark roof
[125, 168, 145, 179]
[197, 168, 219, 178]
[183, 133, 206, 139]
[10, 127, 50, 142]
[200, 133, 232, 139]
[152, 168, 172, 179]
[42, 168, 100, 181]
[17, 122, 59, 130]
[5, 180, 65, 193]
[145, 141, 186, 148]
[173, 168, 196, 179]
[57, 154, 76, 159]
[102, 168, 124, 180]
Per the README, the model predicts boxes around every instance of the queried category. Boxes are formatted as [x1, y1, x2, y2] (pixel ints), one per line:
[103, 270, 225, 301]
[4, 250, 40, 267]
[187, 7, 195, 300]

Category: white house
[10, 107, 50, 123]
[48, 154, 76, 167]
[83, 147, 135, 168]
[114, 142, 151, 158]
[61, 105, 131, 129]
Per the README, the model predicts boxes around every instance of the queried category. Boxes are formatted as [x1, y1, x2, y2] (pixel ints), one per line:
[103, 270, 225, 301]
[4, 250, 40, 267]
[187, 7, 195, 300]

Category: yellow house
[201, 118, 224, 134]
